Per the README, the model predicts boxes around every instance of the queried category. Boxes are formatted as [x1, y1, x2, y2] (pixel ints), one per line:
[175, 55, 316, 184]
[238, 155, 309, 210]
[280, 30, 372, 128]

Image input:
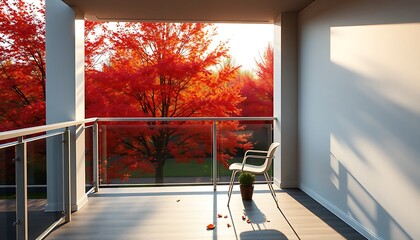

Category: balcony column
[273, 13, 299, 188]
[45, 0, 86, 211]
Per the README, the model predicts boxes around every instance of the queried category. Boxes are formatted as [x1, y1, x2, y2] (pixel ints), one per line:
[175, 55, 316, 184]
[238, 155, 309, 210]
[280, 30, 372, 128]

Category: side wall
[273, 13, 299, 188]
[298, 0, 420, 239]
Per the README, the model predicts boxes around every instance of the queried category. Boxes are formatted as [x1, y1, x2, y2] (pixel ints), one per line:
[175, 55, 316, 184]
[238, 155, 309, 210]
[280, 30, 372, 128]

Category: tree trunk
[155, 163, 164, 183]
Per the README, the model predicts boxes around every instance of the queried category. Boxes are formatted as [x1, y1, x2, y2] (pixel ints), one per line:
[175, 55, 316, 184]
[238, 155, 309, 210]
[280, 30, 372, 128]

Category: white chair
[227, 142, 280, 207]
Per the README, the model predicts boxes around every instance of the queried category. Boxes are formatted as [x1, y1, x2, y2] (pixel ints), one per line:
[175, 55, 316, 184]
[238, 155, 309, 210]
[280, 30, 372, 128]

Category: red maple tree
[238, 44, 273, 117]
[85, 22, 252, 183]
[0, 1, 272, 184]
[0, 0, 46, 131]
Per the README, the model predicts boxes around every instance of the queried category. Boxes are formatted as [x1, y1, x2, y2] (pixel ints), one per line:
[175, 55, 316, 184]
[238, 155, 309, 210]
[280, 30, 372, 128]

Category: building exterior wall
[274, 13, 299, 188]
[298, 0, 420, 239]
[46, 0, 86, 211]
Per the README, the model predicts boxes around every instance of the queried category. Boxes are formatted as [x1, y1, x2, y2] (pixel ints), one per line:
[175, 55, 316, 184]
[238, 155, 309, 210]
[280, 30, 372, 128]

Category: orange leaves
[241, 215, 251, 223]
[86, 22, 237, 120]
[210, 213, 232, 231]
[206, 224, 215, 230]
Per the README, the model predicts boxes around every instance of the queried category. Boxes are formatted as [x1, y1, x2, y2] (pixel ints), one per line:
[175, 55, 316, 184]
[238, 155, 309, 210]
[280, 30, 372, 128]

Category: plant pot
[240, 185, 254, 200]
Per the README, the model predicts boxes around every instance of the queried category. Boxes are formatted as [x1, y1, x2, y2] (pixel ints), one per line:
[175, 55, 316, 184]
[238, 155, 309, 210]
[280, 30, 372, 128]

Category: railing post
[212, 121, 217, 191]
[63, 128, 71, 222]
[15, 137, 28, 240]
[93, 122, 99, 192]
[101, 125, 107, 184]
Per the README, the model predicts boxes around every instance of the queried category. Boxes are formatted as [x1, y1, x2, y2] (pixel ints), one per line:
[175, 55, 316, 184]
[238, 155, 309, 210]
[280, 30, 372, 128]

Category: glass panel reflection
[99, 121, 213, 185]
[218, 121, 273, 183]
[27, 135, 63, 239]
[85, 126, 94, 193]
[98, 120, 273, 186]
[0, 146, 16, 239]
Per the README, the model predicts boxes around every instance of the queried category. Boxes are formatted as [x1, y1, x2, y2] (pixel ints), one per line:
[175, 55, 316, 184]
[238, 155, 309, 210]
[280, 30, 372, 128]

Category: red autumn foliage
[0, 0, 46, 131]
[0, 1, 273, 184]
[238, 44, 273, 117]
[85, 22, 252, 183]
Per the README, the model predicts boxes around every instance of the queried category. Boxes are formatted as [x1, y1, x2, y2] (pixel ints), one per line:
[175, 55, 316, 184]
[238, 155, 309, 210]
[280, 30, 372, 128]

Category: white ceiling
[61, 0, 315, 23]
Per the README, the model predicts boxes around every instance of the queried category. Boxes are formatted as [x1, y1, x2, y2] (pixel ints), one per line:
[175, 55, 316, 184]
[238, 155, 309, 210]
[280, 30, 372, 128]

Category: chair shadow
[236, 200, 289, 239]
[240, 229, 288, 240]
[242, 200, 267, 226]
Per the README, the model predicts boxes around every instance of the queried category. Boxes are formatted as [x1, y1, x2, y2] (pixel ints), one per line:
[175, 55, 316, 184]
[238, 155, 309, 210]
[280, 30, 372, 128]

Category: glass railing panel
[27, 135, 64, 239]
[0, 145, 16, 239]
[84, 125, 94, 193]
[99, 121, 213, 185]
[217, 121, 273, 183]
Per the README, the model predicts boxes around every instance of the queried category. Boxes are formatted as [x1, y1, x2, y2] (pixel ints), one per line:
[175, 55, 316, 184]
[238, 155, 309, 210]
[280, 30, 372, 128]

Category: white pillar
[45, 0, 86, 212]
[273, 13, 299, 188]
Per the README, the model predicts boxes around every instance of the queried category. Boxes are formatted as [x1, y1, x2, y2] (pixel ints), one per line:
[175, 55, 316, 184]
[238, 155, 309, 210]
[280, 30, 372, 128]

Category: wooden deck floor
[46, 185, 366, 240]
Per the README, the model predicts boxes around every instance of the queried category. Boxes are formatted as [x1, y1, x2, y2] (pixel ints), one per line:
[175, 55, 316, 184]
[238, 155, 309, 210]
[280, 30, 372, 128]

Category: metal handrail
[98, 117, 275, 122]
[0, 117, 275, 141]
[0, 117, 98, 141]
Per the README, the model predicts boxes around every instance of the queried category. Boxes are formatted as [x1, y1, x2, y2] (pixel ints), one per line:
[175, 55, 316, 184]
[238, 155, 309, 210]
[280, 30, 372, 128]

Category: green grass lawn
[126, 157, 270, 178]
[127, 157, 239, 178]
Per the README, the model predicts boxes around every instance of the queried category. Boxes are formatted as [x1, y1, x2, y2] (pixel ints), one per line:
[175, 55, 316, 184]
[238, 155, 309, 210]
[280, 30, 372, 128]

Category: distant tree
[239, 44, 273, 117]
[0, 0, 46, 131]
[85, 22, 252, 183]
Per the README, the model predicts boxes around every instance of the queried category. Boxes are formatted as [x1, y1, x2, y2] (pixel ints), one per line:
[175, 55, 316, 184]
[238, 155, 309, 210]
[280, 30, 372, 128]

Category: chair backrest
[262, 142, 280, 172]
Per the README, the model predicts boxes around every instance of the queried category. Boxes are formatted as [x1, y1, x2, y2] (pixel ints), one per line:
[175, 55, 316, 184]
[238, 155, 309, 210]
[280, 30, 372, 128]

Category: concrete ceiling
[61, 0, 315, 23]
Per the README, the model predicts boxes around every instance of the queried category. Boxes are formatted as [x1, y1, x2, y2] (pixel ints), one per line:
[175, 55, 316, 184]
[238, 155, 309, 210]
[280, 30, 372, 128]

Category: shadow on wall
[299, 0, 420, 239]
[327, 36, 419, 239]
[330, 153, 412, 240]
[299, 1, 420, 239]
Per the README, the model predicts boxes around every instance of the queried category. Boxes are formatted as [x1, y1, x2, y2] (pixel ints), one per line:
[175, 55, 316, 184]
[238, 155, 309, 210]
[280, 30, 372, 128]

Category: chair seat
[229, 162, 266, 174]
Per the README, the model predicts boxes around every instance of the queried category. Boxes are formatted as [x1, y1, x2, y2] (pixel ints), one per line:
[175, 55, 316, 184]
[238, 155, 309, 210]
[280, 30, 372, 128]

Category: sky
[214, 23, 273, 71]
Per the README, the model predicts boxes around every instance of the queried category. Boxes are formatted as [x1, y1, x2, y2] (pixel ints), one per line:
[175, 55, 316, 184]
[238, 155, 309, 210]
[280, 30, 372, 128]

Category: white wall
[273, 13, 299, 188]
[298, 0, 420, 239]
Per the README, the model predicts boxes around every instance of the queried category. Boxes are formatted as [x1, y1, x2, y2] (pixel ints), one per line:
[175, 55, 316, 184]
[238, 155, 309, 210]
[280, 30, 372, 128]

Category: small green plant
[238, 172, 255, 186]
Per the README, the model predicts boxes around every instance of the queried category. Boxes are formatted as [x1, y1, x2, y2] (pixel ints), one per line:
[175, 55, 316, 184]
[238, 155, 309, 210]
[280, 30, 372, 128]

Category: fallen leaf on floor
[176, 199, 180, 202]
[267, 220, 271, 222]
[227, 223, 231, 228]
[242, 216, 246, 221]
[207, 224, 215, 230]
[247, 219, 251, 223]
[218, 214, 223, 218]
[224, 215, 228, 218]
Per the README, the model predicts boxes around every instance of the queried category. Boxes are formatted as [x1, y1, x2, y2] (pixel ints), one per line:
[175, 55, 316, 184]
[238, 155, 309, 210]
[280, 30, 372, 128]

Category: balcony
[45, 186, 365, 240]
[0, 118, 365, 239]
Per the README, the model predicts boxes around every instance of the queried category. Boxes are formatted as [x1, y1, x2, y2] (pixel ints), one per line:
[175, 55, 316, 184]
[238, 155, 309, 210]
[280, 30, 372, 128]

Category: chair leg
[264, 172, 279, 208]
[227, 170, 238, 206]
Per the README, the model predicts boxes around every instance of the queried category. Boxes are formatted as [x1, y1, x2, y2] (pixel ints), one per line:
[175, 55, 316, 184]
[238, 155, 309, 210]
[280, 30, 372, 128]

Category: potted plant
[238, 172, 255, 200]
